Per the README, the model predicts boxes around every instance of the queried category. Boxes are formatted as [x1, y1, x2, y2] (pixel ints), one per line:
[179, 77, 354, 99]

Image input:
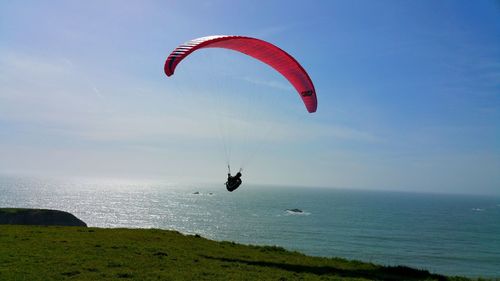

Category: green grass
[0, 225, 474, 281]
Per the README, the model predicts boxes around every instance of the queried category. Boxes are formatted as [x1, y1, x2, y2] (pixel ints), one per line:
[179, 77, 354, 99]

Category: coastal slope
[0, 225, 470, 281]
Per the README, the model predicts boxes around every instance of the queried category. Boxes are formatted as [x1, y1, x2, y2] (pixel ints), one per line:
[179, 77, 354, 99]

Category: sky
[0, 0, 499, 195]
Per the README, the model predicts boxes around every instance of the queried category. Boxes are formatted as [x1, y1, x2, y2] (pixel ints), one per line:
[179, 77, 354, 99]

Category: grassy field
[0, 225, 474, 281]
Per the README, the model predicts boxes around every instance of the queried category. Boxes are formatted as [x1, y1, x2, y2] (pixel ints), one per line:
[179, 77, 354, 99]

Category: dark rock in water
[193, 191, 200, 195]
[0, 208, 87, 227]
[286, 208, 303, 213]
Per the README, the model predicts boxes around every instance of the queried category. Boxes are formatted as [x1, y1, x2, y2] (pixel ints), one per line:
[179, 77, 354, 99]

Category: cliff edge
[0, 208, 87, 227]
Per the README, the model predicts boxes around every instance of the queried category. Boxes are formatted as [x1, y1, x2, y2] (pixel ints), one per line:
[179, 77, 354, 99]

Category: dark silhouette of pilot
[226, 171, 242, 192]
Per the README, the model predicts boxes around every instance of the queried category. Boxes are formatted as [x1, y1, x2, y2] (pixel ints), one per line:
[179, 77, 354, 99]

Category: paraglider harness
[226, 165, 242, 192]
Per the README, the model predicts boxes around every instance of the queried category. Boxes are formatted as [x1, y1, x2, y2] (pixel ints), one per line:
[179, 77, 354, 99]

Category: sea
[0, 175, 499, 278]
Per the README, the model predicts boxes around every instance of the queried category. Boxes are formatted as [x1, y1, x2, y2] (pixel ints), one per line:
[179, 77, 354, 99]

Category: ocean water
[0, 176, 499, 278]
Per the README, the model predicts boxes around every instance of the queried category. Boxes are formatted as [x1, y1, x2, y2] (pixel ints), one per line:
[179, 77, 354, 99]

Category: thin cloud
[0, 50, 383, 149]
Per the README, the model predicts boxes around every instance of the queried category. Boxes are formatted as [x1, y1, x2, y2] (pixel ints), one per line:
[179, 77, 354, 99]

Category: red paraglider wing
[164, 35, 317, 113]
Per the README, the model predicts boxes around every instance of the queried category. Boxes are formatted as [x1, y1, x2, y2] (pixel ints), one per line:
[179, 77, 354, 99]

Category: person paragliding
[226, 165, 242, 192]
[164, 35, 317, 192]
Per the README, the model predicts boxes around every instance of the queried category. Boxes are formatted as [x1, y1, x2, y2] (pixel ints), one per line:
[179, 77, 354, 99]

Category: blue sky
[0, 0, 499, 195]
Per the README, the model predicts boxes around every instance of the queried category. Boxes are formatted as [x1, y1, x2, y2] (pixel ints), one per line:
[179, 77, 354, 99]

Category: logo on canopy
[301, 90, 313, 97]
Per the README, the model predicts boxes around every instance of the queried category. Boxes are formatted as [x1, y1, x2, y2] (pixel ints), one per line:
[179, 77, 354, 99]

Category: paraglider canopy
[164, 35, 317, 113]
